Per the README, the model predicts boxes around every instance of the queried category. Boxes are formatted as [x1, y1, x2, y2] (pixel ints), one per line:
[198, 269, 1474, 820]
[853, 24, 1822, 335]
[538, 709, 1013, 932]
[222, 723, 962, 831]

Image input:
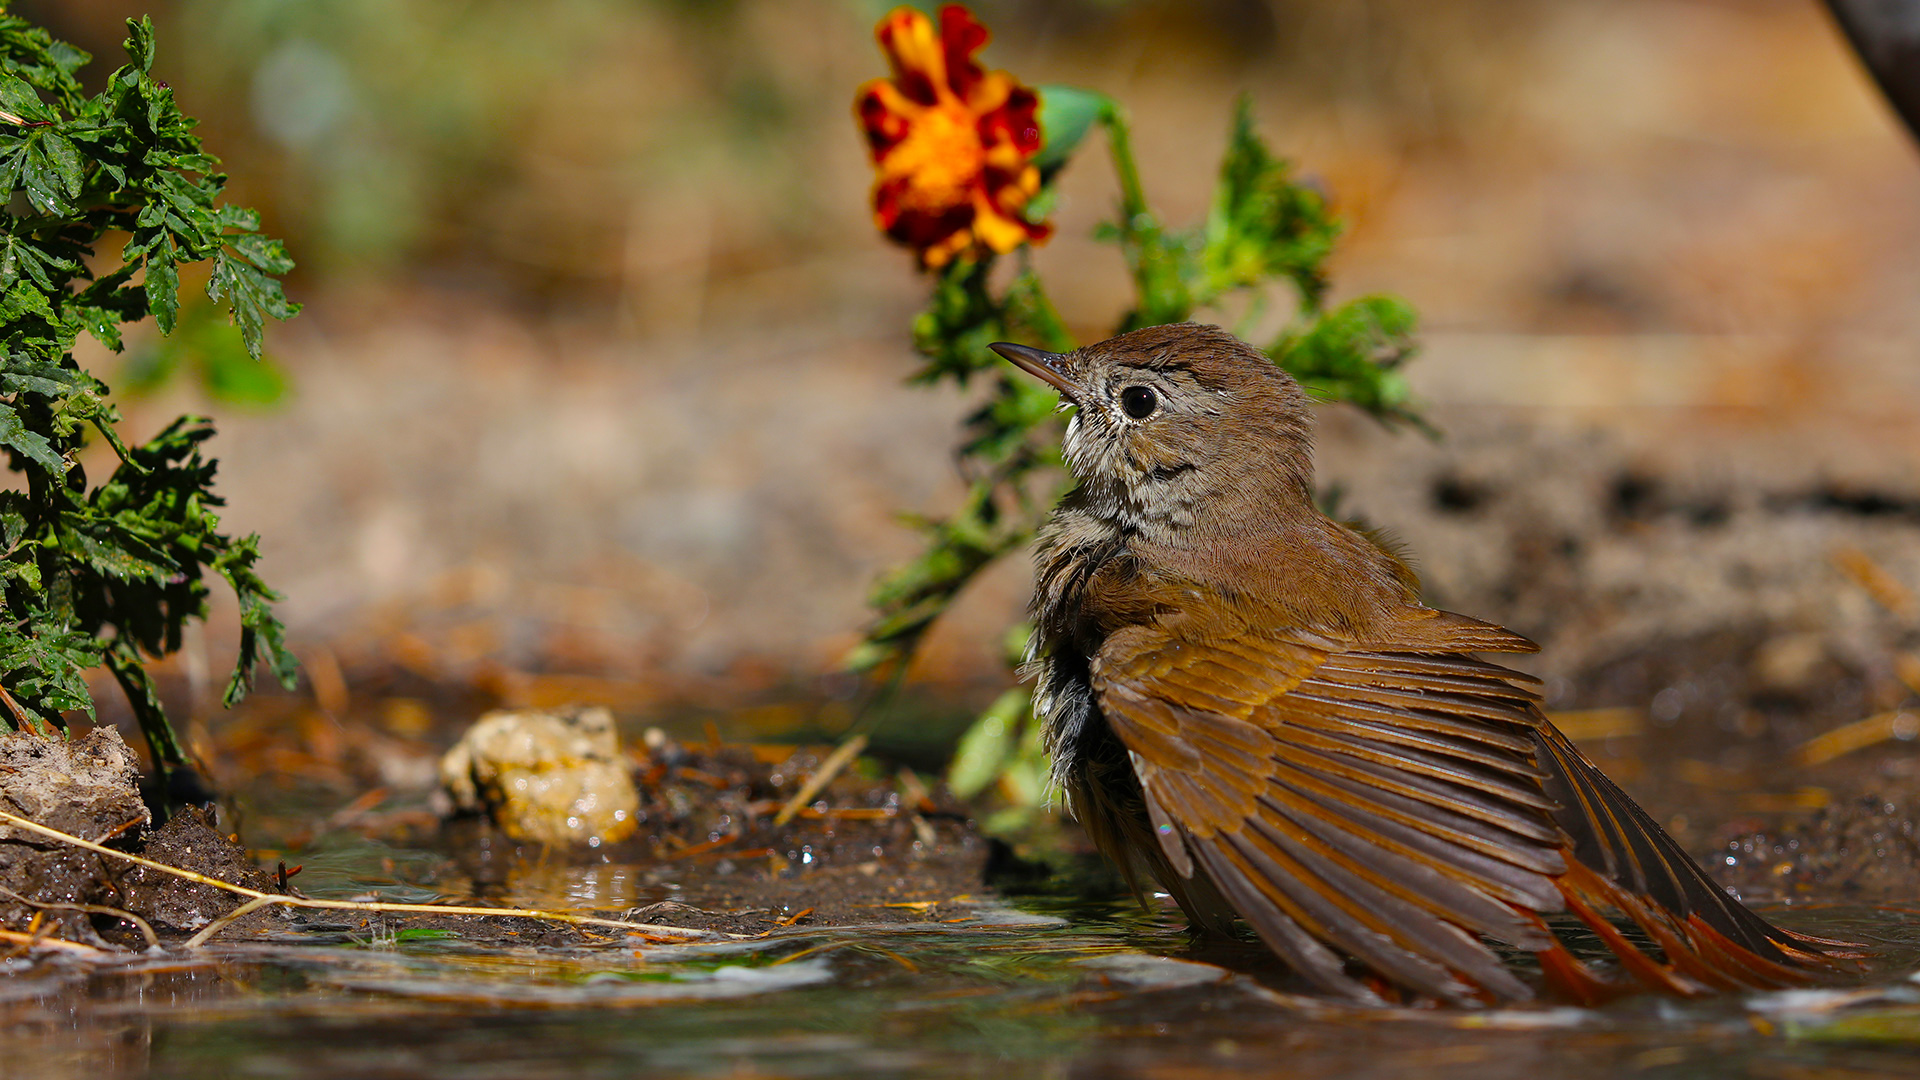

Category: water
[8, 867, 1920, 1079]
[11, 699, 1920, 1080]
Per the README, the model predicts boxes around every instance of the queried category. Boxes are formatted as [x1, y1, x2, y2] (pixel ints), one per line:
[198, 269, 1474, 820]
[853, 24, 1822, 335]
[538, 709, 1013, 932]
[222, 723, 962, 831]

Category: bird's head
[992, 323, 1316, 537]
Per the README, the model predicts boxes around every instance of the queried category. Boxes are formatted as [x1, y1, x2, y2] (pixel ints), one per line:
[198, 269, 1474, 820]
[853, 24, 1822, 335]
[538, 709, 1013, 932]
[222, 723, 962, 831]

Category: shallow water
[13, 698, 1920, 1080]
[8, 848, 1920, 1080]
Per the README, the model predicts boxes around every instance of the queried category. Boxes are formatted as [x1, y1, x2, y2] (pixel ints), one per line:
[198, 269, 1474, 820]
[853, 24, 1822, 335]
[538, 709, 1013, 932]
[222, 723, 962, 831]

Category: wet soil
[3, 717, 993, 950]
[0, 729, 149, 946]
[110, 807, 281, 941]
[443, 733, 990, 936]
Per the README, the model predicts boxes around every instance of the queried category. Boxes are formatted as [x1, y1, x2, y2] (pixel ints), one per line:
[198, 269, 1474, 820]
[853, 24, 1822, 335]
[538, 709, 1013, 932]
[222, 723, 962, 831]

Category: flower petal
[970, 188, 1031, 254]
[876, 7, 947, 106]
[920, 227, 975, 269]
[938, 5, 990, 101]
[876, 173, 973, 247]
[855, 79, 924, 160]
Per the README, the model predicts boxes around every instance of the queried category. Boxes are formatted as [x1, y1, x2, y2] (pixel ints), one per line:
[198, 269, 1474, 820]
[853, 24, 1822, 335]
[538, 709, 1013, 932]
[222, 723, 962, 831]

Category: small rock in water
[439, 706, 640, 847]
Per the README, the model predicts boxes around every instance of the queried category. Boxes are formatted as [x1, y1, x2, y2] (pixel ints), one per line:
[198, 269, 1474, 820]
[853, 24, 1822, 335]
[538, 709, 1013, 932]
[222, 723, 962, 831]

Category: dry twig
[0, 927, 109, 956]
[0, 807, 737, 949]
[775, 734, 868, 826]
[0, 885, 159, 949]
[1794, 710, 1920, 767]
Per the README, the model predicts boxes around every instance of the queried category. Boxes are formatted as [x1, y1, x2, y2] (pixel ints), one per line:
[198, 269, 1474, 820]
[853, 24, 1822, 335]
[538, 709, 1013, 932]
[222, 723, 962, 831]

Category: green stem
[107, 641, 186, 772]
[1101, 106, 1151, 227]
[1100, 106, 1191, 330]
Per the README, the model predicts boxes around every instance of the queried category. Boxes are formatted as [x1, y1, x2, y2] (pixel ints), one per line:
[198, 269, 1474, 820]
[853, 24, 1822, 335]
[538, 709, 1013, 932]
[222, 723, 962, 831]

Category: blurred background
[21, 1, 1920, 771]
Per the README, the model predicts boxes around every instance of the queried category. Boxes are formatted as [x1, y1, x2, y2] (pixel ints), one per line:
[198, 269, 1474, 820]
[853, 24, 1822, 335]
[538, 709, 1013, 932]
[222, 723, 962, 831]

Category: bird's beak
[989, 342, 1081, 401]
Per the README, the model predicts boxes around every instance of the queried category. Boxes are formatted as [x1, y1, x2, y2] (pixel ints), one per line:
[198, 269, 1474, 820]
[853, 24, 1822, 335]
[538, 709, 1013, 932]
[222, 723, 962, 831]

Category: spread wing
[1089, 615, 1862, 1005]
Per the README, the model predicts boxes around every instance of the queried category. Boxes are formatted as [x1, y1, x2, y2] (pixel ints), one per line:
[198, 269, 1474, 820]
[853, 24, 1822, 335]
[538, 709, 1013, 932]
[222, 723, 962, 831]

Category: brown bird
[991, 323, 1862, 1006]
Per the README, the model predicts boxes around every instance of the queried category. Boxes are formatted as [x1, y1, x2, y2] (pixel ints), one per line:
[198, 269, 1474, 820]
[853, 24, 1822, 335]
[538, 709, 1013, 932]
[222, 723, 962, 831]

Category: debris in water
[439, 705, 640, 846]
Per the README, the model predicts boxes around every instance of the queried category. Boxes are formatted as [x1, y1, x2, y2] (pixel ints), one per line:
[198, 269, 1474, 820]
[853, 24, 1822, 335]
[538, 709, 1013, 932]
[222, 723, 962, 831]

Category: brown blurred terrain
[18, 0, 1920, 775]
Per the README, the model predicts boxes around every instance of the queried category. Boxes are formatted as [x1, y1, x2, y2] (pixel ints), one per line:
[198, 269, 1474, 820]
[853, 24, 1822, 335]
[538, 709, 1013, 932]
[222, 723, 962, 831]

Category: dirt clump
[115, 805, 281, 939]
[0, 728, 149, 946]
[1, 728, 288, 948]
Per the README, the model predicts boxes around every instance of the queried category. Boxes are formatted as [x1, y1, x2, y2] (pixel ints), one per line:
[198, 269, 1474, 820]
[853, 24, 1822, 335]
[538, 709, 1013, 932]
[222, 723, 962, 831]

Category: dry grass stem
[1794, 710, 1920, 766]
[0, 807, 738, 947]
[775, 734, 868, 826]
[0, 926, 110, 956]
[0, 885, 160, 948]
[1833, 547, 1917, 622]
[182, 895, 279, 948]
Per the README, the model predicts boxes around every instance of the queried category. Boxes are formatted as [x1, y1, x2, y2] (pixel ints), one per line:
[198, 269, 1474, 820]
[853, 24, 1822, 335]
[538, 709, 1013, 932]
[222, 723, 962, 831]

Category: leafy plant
[0, 11, 299, 786]
[852, 7, 1428, 815]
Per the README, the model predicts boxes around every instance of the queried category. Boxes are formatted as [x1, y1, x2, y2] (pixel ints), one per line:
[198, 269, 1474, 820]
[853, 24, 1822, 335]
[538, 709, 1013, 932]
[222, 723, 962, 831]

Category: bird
[989, 323, 1863, 1006]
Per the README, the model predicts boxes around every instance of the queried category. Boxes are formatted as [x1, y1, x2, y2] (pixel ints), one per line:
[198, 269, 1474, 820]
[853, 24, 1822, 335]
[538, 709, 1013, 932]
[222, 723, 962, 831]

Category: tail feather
[1552, 865, 1707, 996]
[1536, 935, 1627, 1007]
[1534, 724, 1859, 961]
[1530, 725, 1866, 995]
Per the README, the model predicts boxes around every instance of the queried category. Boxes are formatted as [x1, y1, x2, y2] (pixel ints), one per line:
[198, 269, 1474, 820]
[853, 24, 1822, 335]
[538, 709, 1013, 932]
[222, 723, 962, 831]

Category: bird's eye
[1120, 385, 1158, 419]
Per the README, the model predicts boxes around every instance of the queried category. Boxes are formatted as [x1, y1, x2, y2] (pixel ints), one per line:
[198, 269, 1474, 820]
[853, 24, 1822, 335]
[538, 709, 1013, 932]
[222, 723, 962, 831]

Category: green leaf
[145, 234, 179, 334]
[1033, 85, 1112, 180]
[21, 131, 76, 214]
[0, 622, 100, 721]
[1201, 97, 1340, 311]
[0, 278, 55, 323]
[215, 532, 298, 703]
[947, 687, 1030, 799]
[0, 73, 54, 123]
[1271, 294, 1425, 429]
[69, 522, 177, 583]
[123, 17, 155, 75]
[39, 130, 78, 196]
[227, 233, 295, 276]
[209, 247, 300, 360]
[0, 400, 64, 473]
[0, 353, 82, 398]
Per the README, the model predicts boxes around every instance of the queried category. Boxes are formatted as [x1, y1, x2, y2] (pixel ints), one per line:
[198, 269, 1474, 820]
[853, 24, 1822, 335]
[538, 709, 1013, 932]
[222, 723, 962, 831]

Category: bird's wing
[1090, 613, 1860, 1004]
[1091, 616, 1567, 1004]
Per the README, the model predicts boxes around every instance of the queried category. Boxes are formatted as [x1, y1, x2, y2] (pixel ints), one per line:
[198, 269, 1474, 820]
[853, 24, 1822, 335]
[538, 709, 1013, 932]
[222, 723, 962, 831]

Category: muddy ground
[0, 722, 992, 949]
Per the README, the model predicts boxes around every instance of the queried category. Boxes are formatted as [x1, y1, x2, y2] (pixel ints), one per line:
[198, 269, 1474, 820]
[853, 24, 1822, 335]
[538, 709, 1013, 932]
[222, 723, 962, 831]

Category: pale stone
[439, 706, 639, 846]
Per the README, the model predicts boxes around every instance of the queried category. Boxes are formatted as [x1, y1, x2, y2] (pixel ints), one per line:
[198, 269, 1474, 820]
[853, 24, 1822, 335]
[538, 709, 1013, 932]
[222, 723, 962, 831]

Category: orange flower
[855, 5, 1050, 269]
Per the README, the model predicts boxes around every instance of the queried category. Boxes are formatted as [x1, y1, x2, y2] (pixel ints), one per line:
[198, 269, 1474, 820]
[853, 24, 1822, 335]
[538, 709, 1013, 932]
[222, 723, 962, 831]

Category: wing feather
[1093, 627, 1574, 1002]
[1254, 785, 1555, 947]
[1089, 616, 1861, 1003]
[1264, 769, 1569, 904]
